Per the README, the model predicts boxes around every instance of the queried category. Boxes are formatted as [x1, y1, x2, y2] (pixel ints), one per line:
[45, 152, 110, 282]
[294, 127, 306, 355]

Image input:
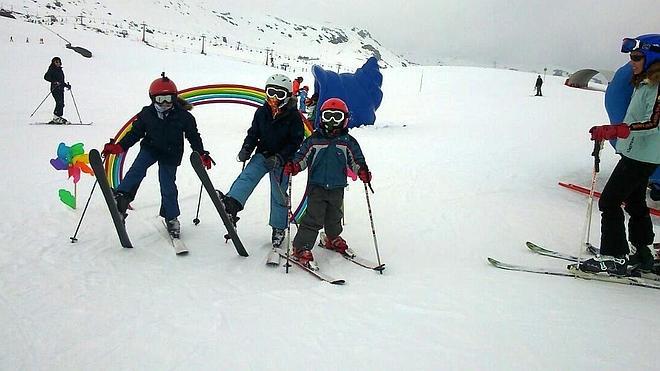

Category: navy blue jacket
[241, 102, 304, 162]
[118, 102, 206, 166]
[293, 129, 367, 190]
[43, 63, 65, 91]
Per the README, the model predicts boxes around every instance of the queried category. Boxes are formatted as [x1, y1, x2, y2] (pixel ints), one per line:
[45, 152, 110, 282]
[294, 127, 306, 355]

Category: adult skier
[101, 73, 213, 236]
[43, 56, 71, 124]
[579, 34, 660, 275]
[220, 74, 304, 248]
[283, 98, 372, 270]
[534, 75, 543, 96]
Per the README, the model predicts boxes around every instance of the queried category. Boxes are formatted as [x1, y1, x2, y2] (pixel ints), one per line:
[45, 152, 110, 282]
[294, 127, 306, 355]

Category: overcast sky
[228, 0, 658, 71]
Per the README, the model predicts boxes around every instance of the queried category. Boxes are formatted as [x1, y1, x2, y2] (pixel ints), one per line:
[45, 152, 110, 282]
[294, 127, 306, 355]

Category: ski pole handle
[592, 140, 602, 173]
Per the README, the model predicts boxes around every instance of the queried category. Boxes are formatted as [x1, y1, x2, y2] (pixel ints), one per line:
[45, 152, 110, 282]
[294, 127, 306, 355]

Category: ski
[526, 241, 581, 262]
[161, 220, 188, 255]
[189, 151, 248, 257]
[88, 149, 133, 248]
[558, 181, 660, 217]
[318, 232, 385, 271]
[29, 121, 93, 125]
[488, 257, 660, 289]
[276, 249, 345, 285]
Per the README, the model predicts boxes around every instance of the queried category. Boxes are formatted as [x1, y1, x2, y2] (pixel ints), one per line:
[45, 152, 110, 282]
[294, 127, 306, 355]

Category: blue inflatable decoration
[311, 57, 383, 129]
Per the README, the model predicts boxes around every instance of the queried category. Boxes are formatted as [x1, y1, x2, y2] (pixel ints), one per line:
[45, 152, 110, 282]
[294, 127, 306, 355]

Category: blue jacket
[242, 101, 304, 162]
[293, 129, 367, 190]
[615, 70, 660, 164]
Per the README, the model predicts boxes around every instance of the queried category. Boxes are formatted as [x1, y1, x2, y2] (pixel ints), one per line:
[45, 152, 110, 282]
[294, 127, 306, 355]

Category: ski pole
[579, 140, 602, 265]
[192, 184, 203, 225]
[285, 175, 293, 274]
[68, 88, 83, 124]
[69, 148, 114, 243]
[30, 90, 52, 117]
[363, 182, 383, 274]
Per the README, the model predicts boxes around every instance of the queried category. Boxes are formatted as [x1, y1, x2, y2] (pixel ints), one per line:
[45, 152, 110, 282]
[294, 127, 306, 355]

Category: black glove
[237, 147, 252, 162]
[65, 82, 71, 90]
[264, 155, 282, 171]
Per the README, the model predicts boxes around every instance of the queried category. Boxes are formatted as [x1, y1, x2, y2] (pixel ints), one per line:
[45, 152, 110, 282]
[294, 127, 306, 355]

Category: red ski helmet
[319, 97, 349, 135]
[149, 72, 178, 97]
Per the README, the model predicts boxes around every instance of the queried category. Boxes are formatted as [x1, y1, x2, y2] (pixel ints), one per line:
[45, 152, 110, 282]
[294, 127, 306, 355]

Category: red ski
[558, 182, 660, 217]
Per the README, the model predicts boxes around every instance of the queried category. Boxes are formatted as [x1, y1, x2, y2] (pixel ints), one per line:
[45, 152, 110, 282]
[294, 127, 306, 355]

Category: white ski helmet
[265, 74, 293, 92]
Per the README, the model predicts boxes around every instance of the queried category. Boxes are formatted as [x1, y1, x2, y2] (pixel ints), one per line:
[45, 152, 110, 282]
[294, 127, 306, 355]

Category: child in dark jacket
[101, 73, 213, 236]
[283, 98, 372, 270]
[43, 56, 71, 124]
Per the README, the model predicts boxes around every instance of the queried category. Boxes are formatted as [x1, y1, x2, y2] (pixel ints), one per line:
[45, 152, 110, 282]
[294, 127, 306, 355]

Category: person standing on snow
[283, 98, 372, 270]
[43, 56, 71, 124]
[534, 75, 543, 96]
[101, 73, 214, 237]
[579, 34, 660, 276]
[219, 74, 304, 248]
[298, 85, 309, 113]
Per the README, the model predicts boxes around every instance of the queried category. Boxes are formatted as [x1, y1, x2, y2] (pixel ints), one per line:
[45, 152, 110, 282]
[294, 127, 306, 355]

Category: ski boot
[50, 115, 69, 125]
[216, 190, 242, 226]
[578, 255, 628, 276]
[322, 235, 356, 258]
[166, 217, 180, 238]
[293, 248, 318, 271]
[272, 228, 286, 248]
[629, 245, 656, 273]
[113, 190, 131, 221]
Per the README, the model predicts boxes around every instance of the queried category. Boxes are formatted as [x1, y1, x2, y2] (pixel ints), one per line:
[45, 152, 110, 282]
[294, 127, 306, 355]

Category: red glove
[201, 152, 215, 170]
[358, 167, 372, 183]
[102, 142, 123, 156]
[283, 161, 301, 176]
[589, 124, 630, 141]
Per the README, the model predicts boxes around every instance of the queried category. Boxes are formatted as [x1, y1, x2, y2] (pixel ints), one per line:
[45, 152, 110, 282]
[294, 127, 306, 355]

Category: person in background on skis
[579, 34, 660, 276]
[305, 91, 319, 122]
[292, 76, 303, 96]
[298, 86, 309, 113]
[220, 74, 304, 248]
[283, 97, 371, 270]
[534, 75, 543, 96]
[101, 73, 214, 236]
[43, 56, 71, 124]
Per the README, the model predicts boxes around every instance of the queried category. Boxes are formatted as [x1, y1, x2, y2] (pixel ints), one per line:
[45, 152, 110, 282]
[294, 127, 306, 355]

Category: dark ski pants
[52, 88, 64, 116]
[116, 148, 180, 221]
[535, 87, 542, 96]
[293, 186, 344, 250]
[599, 155, 657, 256]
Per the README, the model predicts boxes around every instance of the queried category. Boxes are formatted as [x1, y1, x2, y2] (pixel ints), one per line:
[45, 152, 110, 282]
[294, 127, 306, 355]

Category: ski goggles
[153, 94, 174, 104]
[265, 86, 289, 100]
[621, 38, 660, 53]
[321, 109, 346, 123]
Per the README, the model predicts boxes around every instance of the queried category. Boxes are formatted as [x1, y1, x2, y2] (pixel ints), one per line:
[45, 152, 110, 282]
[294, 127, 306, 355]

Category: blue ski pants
[226, 153, 289, 230]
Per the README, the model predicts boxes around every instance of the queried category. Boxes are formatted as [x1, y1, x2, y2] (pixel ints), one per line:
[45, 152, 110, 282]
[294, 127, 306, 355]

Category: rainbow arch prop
[103, 83, 314, 220]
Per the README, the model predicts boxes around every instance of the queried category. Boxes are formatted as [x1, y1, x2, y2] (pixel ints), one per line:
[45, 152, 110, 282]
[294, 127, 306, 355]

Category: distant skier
[43, 56, 71, 124]
[578, 34, 660, 276]
[292, 76, 303, 96]
[283, 98, 372, 270]
[534, 75, 543, 96]
[219, 74, 304, 248]
[298, 85, 309, 113]
[101, 73, 213, 236]
[305, 91, 319, 122]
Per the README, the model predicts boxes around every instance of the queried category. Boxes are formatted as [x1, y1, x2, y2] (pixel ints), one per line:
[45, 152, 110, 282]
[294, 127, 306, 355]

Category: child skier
[220, 74, 304, 248]
[283, 97, 372, 270]
[101, 73, 213, 236]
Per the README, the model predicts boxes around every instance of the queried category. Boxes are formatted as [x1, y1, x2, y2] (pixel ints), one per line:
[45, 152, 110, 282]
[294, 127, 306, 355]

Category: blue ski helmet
[621, 34, 660, 71]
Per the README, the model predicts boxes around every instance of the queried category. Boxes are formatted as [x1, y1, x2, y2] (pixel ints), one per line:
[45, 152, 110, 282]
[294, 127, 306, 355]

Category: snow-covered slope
[2, 0, 408, 71]
[1, 17, 659, 370]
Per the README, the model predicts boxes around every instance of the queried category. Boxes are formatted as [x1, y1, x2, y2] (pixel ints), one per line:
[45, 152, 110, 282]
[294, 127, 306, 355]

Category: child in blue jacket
[283, 98, 372, 270]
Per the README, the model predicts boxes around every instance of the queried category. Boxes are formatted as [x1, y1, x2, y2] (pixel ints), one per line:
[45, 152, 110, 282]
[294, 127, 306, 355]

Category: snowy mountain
[2, 0, 409, 71]
[2, 11, 660, 371]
